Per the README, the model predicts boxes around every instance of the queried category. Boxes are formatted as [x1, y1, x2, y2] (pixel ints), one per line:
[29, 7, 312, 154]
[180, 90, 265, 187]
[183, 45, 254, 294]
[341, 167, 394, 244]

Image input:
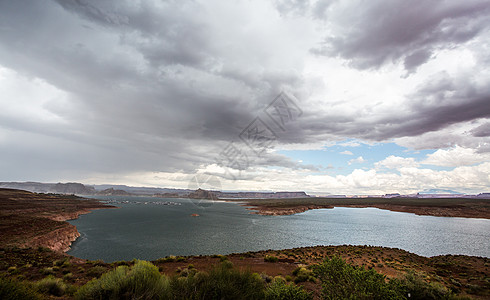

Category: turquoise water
[67, 196, 490, 262]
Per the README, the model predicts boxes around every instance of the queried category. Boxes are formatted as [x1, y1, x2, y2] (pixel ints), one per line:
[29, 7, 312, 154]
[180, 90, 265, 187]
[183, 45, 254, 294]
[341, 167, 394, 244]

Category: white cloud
[338, 140, 361, 147]
[422, 146, 490, 167]
[103, 161, 490, 195]
[375, 155, 419, 169]
[340, 150, 353, 155]
[348, 156, 365, 165]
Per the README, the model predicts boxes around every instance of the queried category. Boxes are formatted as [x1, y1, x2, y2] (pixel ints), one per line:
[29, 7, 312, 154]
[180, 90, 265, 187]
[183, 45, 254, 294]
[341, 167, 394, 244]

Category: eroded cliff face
[0, 189, 116, 253]
[27, 209, 108, 252]
[23, 223, 80, 252]
[47, 209, 94, 222]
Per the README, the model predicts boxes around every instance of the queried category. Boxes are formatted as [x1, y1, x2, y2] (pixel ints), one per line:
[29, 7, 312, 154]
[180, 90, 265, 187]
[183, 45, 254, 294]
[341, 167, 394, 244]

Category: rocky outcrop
[0, 182, 96, 195]
[246, 205, 334, 216]
[0, 189, 116, 253]
[52, 182, 96, 195]
[23, 223, 80, 252]
[96, 188, 131, 196]
[188, 188, 217, 199]
[245, 203, 490, 218]
[217, 191, 310, 199]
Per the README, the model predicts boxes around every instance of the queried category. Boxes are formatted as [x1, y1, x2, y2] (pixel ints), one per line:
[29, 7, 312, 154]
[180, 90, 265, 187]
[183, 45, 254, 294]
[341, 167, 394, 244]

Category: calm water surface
[67, 196, 490, 262]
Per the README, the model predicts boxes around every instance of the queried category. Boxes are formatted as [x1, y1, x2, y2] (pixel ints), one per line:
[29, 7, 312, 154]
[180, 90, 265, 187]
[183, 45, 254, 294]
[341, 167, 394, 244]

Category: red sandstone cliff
[24, 223, 81, 252]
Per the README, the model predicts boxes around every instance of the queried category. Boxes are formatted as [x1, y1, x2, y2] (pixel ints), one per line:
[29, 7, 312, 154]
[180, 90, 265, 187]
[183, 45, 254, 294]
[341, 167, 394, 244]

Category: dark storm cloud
[1, 0, 489, 186]
[349, 72, 490, 141]
[472, 123, 490, 137]
[286, 70, 490, 147]
[0, 0, 306, 180]
[312, 0, 490, 72]
[55, 0, 213, 69]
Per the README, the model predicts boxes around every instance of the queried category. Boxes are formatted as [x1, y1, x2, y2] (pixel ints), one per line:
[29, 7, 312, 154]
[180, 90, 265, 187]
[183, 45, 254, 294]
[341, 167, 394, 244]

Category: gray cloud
[282, 70, 490, 150]
[0, 0, 310, 182]
[312, 0, 490, 72]
[472, 122, 490, 137]
[0, 0, 489, 188]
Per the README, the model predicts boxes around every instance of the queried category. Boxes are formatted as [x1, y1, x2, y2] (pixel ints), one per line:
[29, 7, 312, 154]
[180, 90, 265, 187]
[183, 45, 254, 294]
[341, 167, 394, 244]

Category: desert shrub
[179, 267, 198, 278]
[169, 272, 207, 299]
[40, 267, 55, 275]
[292, 267, 316, 283]
[36, 276, 66, 296]
[53, 258, 68, 267]
[75, 260, 170, 300]
[157, 255, 177, 263]
[113, 260, 130, 266]
[198, 262, 265, 299]
[86, 265, 107, 278]
[0, 277, 41, 300]
[89, 259, 105, 266]
[388, 271, 451, 300]
[63, 272, 73, 281]
[170, 261, 265, 300]
[264, 255, 279, 263]
[219, 255, 229, 262]
[313, 256, 399, 299]
[265, 278, 313, 300]
[260, 273, 273, 283]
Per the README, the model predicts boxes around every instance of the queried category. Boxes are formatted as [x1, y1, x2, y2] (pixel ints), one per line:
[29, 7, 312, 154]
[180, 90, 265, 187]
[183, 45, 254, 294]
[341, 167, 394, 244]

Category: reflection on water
[67, 196, 490, 262]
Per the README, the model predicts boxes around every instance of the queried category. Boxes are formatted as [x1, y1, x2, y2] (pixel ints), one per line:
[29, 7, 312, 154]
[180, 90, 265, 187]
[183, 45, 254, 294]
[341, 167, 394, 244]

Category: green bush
[313, 256, 399, 299]
[264, 255, 279, 263]
[170, 262, 265, 300]
[86, 265, 107, 278]
[265, 278, 313, 300]
[36, 276, 66, 296]
[0, 277, 41, 300]
[219, 255, 229, 262]
[388, 271, 450, 300]
[292, 267, 316, 283]
[40, 267, 55, 275]
[75, 260, 170, 300]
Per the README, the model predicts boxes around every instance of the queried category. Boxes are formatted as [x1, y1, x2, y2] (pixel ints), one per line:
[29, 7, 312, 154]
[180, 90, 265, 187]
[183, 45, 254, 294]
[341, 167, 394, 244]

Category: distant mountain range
[0, 182, 96, 195]
[1, 181, 488, 199]
[0, 182, 311, 199]
[418, 189, 462, 195]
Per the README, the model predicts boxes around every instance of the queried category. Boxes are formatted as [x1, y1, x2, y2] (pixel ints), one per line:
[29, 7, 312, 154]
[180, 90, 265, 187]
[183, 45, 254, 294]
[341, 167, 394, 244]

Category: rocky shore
[23, 223, 81, 252]
[241, 197, 490, 219]
[0, 188, 115, 253]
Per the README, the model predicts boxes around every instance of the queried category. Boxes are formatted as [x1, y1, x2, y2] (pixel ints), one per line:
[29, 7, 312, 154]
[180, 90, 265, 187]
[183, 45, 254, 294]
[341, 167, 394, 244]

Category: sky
[0, 0, 489, 195]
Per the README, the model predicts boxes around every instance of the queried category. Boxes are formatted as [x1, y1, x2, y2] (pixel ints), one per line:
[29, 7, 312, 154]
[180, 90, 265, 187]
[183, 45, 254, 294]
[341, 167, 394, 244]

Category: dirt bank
[239, 197, 490, 219]
[0, 188, 115, 252]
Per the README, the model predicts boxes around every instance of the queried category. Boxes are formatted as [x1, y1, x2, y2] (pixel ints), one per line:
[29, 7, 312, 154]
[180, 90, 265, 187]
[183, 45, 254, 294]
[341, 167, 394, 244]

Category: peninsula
[235, 197, 490, 219]
[0, 188, 115, 252]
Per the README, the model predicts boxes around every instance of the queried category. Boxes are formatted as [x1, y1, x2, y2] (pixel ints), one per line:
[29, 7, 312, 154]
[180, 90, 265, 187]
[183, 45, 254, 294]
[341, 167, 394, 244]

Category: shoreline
[232, 197, 490, 219]
[0, 188, 116, 253]
[243, 204, 490, 219]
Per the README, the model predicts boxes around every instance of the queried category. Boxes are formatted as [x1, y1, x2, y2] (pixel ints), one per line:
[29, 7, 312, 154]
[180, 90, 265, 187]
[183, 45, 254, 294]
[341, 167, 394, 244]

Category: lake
[67, 196, 490, 262]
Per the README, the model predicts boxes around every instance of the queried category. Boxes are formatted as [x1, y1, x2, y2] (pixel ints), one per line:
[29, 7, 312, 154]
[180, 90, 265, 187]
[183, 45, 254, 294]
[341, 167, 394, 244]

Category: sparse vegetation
[265, 278, 313, 300]
[0, 277, 41, 300]
[75, 260, 170, 300]
[36, 275, 67, 296]
[264, 255, 279, 263]
[0, 245, 488, 299]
